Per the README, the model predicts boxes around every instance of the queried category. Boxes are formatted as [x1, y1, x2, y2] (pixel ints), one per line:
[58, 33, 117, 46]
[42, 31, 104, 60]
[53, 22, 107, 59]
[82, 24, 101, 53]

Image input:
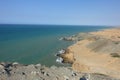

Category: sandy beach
[61, 28, 120, 79]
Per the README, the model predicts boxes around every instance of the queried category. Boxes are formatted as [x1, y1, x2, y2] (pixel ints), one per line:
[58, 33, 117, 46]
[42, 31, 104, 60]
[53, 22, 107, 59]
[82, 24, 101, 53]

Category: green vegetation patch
[110, 53, 120, 58]
[93, 73, 108, 77]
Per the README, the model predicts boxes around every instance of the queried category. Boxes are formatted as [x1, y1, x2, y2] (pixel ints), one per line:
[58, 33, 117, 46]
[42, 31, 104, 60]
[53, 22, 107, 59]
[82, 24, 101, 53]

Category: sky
[0, 0, 120, 26]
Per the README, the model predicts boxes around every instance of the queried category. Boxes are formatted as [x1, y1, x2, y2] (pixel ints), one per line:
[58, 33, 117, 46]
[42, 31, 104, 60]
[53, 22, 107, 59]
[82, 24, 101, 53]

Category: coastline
[0, 24, 108, 66]
[1, 27, 120, 80]
[57, 28, 120, 79]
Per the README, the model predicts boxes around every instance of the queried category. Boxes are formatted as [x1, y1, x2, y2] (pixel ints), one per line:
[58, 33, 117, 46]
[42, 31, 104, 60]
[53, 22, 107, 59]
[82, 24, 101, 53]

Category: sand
[91, 28, 120, 41]
[63, 28, 120, 79]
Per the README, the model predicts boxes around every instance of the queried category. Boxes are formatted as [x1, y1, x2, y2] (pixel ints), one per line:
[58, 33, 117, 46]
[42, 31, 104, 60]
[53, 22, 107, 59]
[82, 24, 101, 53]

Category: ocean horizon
[0, 24, 111, 66]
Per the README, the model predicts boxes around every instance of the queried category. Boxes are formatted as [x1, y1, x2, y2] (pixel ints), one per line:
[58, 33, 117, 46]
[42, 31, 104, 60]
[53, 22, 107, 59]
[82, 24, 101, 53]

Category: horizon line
[0, 23, 115, 27]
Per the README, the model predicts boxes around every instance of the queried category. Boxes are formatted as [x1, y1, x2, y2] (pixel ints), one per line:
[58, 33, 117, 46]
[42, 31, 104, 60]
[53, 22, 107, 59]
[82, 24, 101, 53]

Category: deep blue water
[0, 24, 110, 66]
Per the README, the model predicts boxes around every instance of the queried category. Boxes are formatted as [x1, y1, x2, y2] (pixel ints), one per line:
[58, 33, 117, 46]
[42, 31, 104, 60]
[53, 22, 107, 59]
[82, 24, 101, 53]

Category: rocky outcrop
[59, 37, 75, 41]
[59, 33, 96, 41]
[0, 62, 119, 80]
[56, 49, 75, 64]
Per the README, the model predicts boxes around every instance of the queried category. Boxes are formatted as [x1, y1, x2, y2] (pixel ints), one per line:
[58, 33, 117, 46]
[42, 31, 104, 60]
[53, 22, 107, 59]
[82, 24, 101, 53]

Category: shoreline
[57, 28, 120, 79]
[1, 27, 120, 80]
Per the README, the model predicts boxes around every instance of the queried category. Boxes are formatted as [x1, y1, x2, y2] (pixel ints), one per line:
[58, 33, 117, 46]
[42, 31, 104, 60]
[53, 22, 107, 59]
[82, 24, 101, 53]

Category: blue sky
[0, 0, 120, 26]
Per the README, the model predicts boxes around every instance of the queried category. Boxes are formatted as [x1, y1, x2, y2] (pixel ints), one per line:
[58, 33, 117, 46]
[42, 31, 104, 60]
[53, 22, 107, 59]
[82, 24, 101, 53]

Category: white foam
[58, 49, 65, 54]
[56, 57, 63, 63]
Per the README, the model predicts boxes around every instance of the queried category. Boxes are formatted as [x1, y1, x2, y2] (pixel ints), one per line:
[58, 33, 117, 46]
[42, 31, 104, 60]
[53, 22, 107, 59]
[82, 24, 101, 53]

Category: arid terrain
[59, 28, 120, 79]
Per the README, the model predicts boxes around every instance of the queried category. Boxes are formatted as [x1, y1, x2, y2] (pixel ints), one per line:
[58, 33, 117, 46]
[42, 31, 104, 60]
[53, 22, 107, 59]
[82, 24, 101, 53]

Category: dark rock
[5, 63, 13, 68]
[72, 72, 77, 76]
[80, 76, 87, 80]
[4, 68, 11, 76]
[22, 72, 25, 75]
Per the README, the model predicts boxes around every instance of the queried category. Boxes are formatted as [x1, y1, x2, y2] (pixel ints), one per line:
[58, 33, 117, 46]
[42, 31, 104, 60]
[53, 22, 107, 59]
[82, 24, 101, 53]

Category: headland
[58, 28, 120, 79]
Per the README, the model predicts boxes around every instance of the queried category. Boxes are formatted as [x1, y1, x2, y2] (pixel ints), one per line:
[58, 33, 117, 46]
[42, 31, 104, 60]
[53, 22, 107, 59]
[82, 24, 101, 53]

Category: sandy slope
[91, 28, 120, 41]
[64, 28, 120, 79]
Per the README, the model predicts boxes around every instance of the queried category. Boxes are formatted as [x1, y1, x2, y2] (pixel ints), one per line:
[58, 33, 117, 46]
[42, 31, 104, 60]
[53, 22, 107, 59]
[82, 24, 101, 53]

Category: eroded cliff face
[61, 28, 120, 79]
[58, 49, 75, 64]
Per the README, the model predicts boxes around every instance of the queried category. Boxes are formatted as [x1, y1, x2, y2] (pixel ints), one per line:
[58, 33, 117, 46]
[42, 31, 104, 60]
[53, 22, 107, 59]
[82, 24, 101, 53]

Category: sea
[0, 24, 111, 66]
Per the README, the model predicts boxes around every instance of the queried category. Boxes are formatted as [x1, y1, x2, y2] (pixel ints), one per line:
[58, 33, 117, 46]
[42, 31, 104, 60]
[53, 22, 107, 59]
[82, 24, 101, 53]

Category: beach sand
[62, 28, 120, 79]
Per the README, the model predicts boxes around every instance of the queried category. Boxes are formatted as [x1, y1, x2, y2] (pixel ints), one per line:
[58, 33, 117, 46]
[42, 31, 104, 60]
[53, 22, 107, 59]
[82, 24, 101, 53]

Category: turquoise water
[0, 24, 110, 66]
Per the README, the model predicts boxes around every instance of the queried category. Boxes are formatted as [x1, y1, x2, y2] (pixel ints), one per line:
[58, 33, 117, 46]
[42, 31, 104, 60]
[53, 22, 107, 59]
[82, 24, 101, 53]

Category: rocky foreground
[58, 28, 120, 79]
[0, 62, 119, 80]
